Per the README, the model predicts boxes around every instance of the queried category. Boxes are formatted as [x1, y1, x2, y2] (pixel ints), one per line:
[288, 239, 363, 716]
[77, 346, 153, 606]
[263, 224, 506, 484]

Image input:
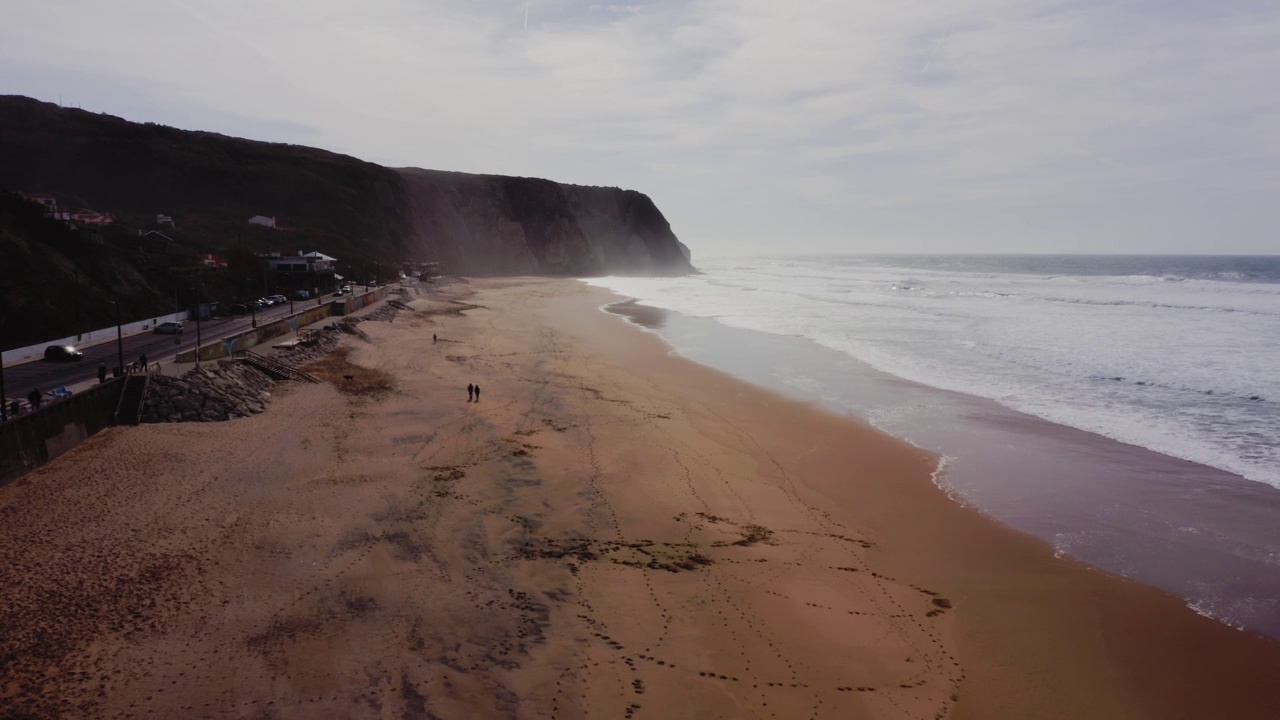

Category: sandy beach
[2, 277, 1279, 719]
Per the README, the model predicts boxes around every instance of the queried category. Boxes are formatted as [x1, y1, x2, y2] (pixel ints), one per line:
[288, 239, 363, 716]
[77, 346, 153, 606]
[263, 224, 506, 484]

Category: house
[301, 251, 336, 270]
[156, 214, 174, 227]
[19, 192, 58, 210]
[141, 230, 175, 243]
[136, 230, 176, 254]
[197, 253, 228, 268]
[264, 250, 339, 292]
[265, 251, 336, 273]
[72, 209, 114, 225]
[19, 192, 72, 221]
[248, 215, 277, 228]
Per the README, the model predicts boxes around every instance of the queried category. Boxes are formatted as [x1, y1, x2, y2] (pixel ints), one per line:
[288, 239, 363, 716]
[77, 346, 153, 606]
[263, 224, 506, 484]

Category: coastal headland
[2, 278, 1278, 719]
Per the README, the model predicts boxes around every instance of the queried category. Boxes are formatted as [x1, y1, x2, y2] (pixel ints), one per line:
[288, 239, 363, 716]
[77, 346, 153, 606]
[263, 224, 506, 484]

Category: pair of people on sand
[467, 383, 481, 402]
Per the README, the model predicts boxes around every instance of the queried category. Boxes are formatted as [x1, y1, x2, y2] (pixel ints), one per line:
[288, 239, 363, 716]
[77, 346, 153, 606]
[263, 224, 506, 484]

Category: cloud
[3, 0, 1279, 253]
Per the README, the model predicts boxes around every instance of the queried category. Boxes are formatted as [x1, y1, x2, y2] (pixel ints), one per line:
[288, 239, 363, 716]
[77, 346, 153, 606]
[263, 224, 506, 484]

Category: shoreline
[601, 294, 1280, 638]
[545, 280, 1280, 717]
[1, 277, 1278, 719]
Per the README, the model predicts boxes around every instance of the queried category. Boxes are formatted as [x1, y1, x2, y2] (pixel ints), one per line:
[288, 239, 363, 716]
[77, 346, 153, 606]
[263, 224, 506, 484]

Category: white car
[154, 321, 184, 334]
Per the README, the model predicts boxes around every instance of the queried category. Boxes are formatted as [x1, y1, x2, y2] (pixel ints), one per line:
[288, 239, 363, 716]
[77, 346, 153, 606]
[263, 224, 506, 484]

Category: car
[43, 345, 84, 362]
[266, 294, 288, 305]
[255, 297, 274, 307]
[291, 290, 311, 300]
[228, 303, 247, 315]
[154, 321, 184, 334]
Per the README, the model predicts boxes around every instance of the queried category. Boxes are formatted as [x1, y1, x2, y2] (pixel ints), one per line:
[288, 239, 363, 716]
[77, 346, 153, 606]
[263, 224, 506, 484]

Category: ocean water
[585, 254, 1280, 634]
[586, 254, 1280, 490]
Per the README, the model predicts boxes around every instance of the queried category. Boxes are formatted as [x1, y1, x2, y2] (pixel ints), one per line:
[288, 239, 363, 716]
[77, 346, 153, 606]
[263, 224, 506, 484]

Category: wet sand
[603, 300, 1280, 637]
[2, 277, 1278, 719]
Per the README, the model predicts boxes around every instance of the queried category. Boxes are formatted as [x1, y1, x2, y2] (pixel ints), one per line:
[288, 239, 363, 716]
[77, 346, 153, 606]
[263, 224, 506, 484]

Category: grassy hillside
[0, 96, 414, 276]
[0, 193, 173, 348]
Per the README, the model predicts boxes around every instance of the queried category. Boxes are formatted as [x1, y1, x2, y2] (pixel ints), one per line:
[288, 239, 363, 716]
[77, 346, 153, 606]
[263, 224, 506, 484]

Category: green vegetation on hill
[0, 193, 172, 348]
[0, 95, 414, 275]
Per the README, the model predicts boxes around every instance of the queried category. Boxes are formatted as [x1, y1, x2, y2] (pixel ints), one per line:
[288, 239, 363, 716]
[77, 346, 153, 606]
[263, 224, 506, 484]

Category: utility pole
[114, 299, 124, 374]
[72, 266, 80, 341]
[193, 284, 203, 368]
[0, 317, 7, 422]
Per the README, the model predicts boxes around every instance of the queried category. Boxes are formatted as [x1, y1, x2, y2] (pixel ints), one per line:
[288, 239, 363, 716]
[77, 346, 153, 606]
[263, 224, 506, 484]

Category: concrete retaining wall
[176, 302, 339, 363]
[333, 287, 390, 316]
[0, 378, 125, 487]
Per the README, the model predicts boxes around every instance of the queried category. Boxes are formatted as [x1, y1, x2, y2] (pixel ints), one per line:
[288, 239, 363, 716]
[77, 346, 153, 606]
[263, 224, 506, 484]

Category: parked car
[255, 297, 274, 307]
[228, 303, 248, 315]
[266, 294, 288, 305]
[43, 345, 84, 362]
[154, 321, 184, 334]
[291, 290, 311, 300]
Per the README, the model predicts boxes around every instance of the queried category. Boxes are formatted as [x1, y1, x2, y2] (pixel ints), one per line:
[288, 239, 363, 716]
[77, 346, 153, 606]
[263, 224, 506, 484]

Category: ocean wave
[584, 255, 1280, 489]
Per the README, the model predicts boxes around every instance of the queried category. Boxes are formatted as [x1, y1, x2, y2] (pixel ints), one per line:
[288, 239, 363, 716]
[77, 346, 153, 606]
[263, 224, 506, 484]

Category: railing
[232, 350, 320, 384]
[113, 374, 151, 426]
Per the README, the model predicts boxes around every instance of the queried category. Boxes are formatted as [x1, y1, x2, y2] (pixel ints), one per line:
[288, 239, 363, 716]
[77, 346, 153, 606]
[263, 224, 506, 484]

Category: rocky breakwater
[139, 305, 397, 423]
[141, 363, 275, 423]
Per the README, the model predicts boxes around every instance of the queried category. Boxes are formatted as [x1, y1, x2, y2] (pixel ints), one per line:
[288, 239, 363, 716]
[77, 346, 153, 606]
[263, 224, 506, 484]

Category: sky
[3, 0, 1279, 256]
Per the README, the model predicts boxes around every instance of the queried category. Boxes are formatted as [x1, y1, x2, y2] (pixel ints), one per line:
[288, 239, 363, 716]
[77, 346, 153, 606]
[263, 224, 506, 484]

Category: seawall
[0, 378, 125, 487]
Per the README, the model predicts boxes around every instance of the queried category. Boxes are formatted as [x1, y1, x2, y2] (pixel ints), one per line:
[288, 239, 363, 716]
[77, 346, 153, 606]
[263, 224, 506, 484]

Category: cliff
[0, 95, 694, 278]
[0, 95, 693, 346]
[399, 169, 691, 276]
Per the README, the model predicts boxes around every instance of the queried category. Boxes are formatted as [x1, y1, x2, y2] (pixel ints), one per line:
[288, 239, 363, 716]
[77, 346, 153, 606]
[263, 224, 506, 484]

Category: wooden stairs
[233, 350, 320, 383]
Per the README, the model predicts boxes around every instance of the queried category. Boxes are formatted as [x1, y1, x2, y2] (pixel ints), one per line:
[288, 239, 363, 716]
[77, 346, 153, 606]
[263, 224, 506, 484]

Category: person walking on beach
[473, 383, 480, 402]
[467, 383, 474, 402]
[97, 363, 107, 384]
[139, 353, 147, 371]
[433, 333, 437, 343]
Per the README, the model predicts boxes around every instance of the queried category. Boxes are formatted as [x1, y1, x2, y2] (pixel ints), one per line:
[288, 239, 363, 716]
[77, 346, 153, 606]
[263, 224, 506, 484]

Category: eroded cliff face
[0, 95, 695, 284]
[398, 168, 694, 276]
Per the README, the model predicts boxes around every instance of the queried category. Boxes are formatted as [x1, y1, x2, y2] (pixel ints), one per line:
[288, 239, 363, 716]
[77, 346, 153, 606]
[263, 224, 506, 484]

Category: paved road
[2, 293, 357, 404]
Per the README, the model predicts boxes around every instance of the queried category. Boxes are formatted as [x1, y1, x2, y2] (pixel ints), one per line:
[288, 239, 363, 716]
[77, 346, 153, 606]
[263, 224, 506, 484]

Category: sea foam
[586, 254, 1280, 489]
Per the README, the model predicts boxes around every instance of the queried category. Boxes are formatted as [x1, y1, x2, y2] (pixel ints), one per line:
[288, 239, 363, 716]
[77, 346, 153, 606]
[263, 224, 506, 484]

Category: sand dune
[2, 278, 1277, 719]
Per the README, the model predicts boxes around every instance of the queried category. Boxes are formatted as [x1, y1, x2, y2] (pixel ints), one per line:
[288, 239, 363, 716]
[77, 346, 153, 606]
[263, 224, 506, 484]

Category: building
[133, 230, 176, 256]
[264, 250, 338, 292]
[19, 192, 57, 210]
[248, 215, 277, 228]
[197, 253, 228, 268]
[156, 214, 174, 227]
[72, 209, 114, 225]
[19, 192, 72, 221]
